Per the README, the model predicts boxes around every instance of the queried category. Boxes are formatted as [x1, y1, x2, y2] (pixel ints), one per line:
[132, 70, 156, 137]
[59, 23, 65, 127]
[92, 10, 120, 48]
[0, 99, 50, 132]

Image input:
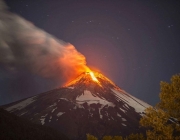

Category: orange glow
[58, 44, 102, 86]
[89, 71, 98, 82]
[59, 44, 91, 82]
[64, 69, 102, 87]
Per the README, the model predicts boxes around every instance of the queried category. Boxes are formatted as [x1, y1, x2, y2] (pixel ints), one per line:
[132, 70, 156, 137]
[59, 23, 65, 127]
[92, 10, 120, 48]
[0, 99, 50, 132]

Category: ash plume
[0, 0, 89, 81]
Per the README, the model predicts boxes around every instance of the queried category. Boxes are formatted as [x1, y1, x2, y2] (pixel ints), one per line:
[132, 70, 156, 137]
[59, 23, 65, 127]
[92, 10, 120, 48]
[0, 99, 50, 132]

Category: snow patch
[124, 104, 129, 109]
[120, 108, 126, 113]
[117, 113, 121, 117]
[40, 118, 45, 125]
[59, 98, 69, 101]
[99, 108, 103, 119]
[122, 118, 126, 121]
[6, 97, 36, 112]
[111, 89, 150, 113]
[76, 90, 114, 107]
[122, 123, 126, 126]
[20, 111, 28, 116]
[57, 112, 64, 117]
[49, 103, 57, 108]
[67, 87, 74, 89]
[40, 114, 48, 125]
[52, 107, 57, 113]
[41, 114, 48, 118]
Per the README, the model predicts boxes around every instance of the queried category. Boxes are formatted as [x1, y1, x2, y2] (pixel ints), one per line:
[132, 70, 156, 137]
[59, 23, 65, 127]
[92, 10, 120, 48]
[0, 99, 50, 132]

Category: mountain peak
[64, 71, 118, 89]
[2, 71, 151, 140]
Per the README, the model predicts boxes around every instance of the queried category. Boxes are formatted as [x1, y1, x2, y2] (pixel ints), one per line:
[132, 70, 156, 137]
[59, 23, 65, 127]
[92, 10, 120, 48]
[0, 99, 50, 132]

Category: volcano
[2, 71, 150, 140]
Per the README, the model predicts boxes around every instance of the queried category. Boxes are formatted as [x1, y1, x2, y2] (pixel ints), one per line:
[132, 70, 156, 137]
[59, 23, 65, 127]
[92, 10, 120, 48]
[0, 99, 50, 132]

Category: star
[168, 25, 173, 28]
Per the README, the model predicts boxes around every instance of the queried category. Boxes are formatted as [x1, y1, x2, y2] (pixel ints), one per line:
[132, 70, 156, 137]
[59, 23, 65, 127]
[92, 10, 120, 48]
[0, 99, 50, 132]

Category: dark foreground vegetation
[0, 108, 69, 140]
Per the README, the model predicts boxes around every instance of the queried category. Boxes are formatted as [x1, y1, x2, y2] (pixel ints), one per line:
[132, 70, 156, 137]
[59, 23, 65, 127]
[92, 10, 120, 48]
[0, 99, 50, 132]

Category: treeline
[87, 133, 145, 140]
[87, 74, 180, 140]
[0, 108, 69, 140]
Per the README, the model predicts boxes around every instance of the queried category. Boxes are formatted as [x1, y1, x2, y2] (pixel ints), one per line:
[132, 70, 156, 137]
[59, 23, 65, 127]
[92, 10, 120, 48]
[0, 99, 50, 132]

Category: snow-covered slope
[2, 72, 150, 140]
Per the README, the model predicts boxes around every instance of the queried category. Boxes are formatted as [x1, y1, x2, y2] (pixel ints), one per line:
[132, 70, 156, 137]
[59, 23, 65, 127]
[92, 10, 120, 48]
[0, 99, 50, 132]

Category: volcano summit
[3, 71, 150, 140]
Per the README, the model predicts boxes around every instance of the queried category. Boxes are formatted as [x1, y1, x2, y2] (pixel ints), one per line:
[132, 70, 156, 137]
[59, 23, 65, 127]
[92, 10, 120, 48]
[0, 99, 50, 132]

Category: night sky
[0, 0, 180, 106]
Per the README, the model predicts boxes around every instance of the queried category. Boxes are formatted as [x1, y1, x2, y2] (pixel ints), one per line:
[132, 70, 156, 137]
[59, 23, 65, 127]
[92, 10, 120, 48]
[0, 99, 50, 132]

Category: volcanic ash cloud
[0, 0, 89, 81]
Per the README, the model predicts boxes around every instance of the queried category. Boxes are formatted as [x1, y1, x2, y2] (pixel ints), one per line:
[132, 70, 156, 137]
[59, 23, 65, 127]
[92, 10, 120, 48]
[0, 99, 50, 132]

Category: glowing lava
[89, 71, 98, 82]
[64, 70, 103, 87]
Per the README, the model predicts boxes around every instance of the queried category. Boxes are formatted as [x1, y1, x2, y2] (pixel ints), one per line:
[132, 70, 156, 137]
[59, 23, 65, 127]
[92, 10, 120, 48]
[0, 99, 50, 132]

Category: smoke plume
[0, 0, 89, 81]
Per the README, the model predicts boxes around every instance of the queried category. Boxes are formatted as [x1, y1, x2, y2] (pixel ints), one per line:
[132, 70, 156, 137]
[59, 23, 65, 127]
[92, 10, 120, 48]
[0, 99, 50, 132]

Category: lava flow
[86, 71, 98, 82]
[64, 70, 101, 87]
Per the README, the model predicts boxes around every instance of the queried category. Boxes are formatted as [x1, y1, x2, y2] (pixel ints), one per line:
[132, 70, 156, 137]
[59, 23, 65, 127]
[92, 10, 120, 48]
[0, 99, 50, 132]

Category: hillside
[2, 72, 150, 139]
[0, 108, 69, 140]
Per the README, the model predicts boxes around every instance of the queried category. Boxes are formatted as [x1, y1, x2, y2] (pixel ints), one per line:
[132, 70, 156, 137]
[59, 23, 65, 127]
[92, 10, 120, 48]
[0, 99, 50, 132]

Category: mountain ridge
[0, 108, 69, 140]
[2, 71, 150, 140]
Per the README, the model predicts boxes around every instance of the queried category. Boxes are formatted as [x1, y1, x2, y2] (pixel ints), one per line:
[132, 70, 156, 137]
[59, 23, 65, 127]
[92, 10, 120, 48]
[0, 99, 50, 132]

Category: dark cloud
[0, 0, 89, 82]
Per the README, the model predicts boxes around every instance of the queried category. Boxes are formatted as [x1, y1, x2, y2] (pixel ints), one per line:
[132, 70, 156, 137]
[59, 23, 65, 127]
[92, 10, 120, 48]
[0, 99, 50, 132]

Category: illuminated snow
[40, 114, 48, 125]
[67, 87, 74, 89]
[20, 111, 28, 116]
[122, 118, 126, 121]
[124, 104, 129, 109]
[49, 116, 52, 122]
[99, 108, 103, 119]
[57, 112, 64, 117]
[59, 98, 69, 101]
[6, 97, 36, 112]
[111, 89, 150, 113]
[40, 118, 45, 125]
[117, 113, 121, 117]
[122, 123, 126, 126]
[49, 103, 57, 108]
[120, 108, 126, 113]
[76, 90, 114, 107]
[52, 107, 57, 113]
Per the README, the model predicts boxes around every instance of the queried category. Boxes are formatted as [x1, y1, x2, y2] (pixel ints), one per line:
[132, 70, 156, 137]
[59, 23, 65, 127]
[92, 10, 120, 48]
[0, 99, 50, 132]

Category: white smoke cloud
[0, 0, 89, 81]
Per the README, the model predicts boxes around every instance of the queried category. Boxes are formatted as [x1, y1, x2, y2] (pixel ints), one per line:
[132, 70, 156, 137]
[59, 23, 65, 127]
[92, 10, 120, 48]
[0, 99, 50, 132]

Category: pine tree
[87, 134, 98, 140]
[140, 107, 174, 140]
[113, 136, 123, 140]
[102, 136, 123, 140]
[124, 133, 145, 140]
[158, 74, 180, 121]
[140, 74, 180, 140]
[102, 136, 113, 140]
